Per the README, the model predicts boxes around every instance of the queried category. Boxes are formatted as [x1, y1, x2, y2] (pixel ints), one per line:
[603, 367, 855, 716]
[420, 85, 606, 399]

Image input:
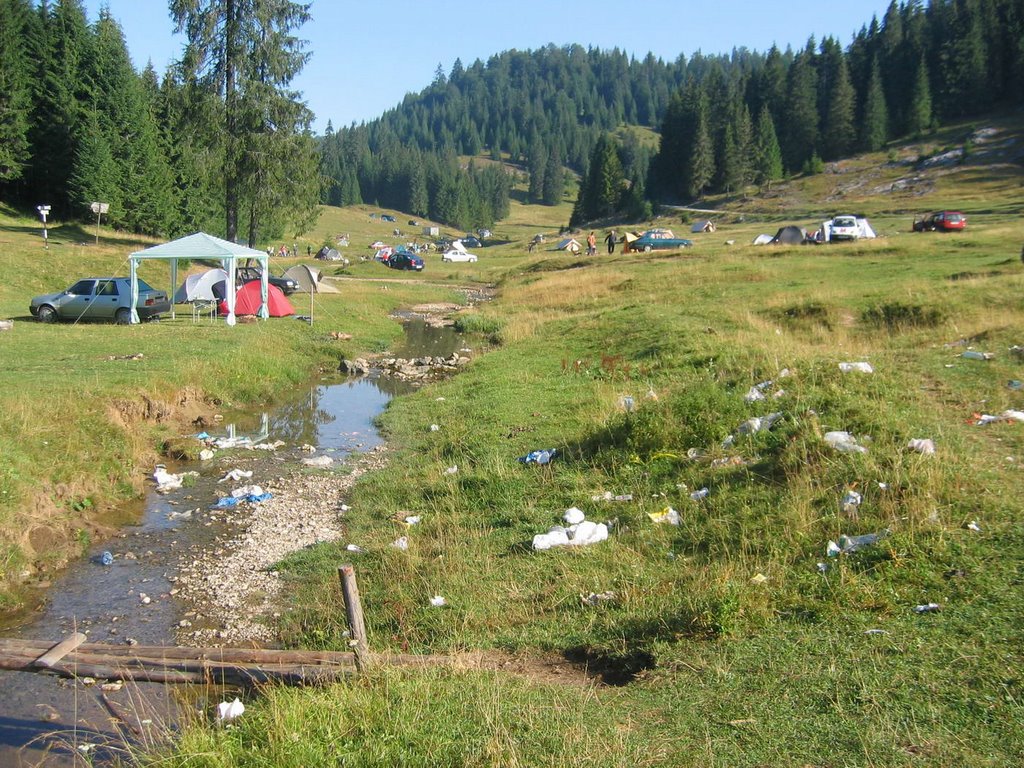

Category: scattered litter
[839, 362, 874, 374]
[345, 544, 365, 553]
[863, 629, 889, 635]
[100, 681, 123, 691]
[827, 530, 889, 556]
[429, 595, 447, 607]
[645, 389, 659, 401]
[878, 482, 890, 490]
[97, 551, 113, 566]
[824, 431, 869, 454]
[690, 487, 710, 501]
[816, 562, 830, 573]
[1008, 380, 1024, 391]
[562, 507, 586, 525]
[217, 697, 245, 723]
[389, 536, 409, 551]
[648, 506, 681, 525]
[167, 509, 192, 521]
[198, 449, 215, 461]
[971, 410, 1024, 425]
[907, 438, 936, 455]
[444, 465, 458, 475]
[429, 424, 440, 432]
[195, 432, 210, 440]
[219, 469, 253, 483]
[744, 377, 786, 402]
[1010, 345, 1024, 360]
[519, 449, 556, 465]
[750, 573, 768, 585]
[619, 395, 636, 412]
[736, 412, 783, 436]
[532, 510, 609, 550]
[340, 504, 351, 512]
[961, 350, 993, 361]
[251, 440, 286, 451]
[581, 591, 616, 606]
[300, 444, 316, 453]
[403, 515, 422, 526]
[78, 744, 97, 754]
[711, 455, 751, 468]
[230, 485, 264, 498]
[153, 465, 190, 493]
[913, 603, 941, 614]
[139, 593, 151, 605]
[301, 455, 334, 468]
[213, 496, 239, 508]
[966, 520, 981, 532]
[591, 491, 633, 502]
[840, 490, 862, 518]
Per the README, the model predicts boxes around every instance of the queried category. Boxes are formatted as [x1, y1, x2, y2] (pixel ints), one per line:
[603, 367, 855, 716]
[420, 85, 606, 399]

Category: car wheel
[36, 305, 58, 323]
[643, 245, 652, 253]
[115, 308, 132, 325]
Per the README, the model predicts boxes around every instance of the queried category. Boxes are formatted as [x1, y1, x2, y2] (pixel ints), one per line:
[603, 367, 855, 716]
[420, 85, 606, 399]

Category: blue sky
[83, 0, 893, 134]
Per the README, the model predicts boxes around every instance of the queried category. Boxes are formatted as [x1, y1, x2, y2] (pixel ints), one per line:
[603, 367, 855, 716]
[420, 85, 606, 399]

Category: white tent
[691, 220, 716, 233]
[752, 234, 774, 245]
[129, 232, 269, 326]
[556, 238, 581, 253]
[173, 268, 228, 303]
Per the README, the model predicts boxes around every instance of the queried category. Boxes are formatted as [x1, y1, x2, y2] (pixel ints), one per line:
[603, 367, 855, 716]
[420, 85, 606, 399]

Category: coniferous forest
[1, 0, 1022, 238]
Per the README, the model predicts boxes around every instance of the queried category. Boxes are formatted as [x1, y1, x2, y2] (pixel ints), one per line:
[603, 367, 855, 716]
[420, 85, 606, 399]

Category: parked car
[913, 211, 966, 232]
[381, 214, 396, 223]
[829, 215, 860, 242]
[441, 249, 478, 263]
[30, 277, 170, 324]
[631, 228, 693, 252]
[235, 266, 298, 295]
[460, 236, 482, 248]
[387, 251, 424, 271]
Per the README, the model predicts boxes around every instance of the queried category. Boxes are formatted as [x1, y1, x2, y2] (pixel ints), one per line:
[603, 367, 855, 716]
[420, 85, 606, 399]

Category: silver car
[30, 277, 170, 324]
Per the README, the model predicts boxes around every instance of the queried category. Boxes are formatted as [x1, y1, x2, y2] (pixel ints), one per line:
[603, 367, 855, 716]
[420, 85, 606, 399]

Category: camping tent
[129, 232, 269, 326]
[691, 220, 716, 233]
[556, 238, 581, 253]
[752, 234, 774, 245]
[219, 282, 294, 317]
[770, 226, 807, 245]
[283, 264, 321, 293]
[315, 245, 342, 261]
[174, 268, 228, 303]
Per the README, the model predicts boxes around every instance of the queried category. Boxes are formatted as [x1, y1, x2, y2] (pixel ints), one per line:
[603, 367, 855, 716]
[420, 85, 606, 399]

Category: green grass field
[2, 120, 1023, 765]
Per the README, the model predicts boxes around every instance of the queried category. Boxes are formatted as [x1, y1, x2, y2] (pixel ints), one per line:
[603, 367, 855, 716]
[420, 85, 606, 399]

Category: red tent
[219, 281, 295, 317]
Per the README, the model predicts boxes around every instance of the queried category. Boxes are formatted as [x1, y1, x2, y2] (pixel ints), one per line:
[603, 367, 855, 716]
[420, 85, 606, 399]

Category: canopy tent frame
[129, 232, 269, 326]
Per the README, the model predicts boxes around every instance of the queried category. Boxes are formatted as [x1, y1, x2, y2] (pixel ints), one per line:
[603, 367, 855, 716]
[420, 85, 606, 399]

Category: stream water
[0, 318, 464, 767]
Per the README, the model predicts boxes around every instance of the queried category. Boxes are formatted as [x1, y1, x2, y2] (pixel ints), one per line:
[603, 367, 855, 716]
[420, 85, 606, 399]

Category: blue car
[630, 228, 693, 252]
[387, 251, 424, 271]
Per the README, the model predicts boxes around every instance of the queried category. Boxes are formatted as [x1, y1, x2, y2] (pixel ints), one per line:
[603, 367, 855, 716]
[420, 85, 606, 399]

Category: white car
[441, 249, 478, 263]
[829, 215, 860, 242]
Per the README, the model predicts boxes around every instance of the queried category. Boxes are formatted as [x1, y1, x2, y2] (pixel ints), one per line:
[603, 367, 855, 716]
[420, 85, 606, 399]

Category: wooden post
[34, 632, 87, 669]
[338, 564, 370, 671]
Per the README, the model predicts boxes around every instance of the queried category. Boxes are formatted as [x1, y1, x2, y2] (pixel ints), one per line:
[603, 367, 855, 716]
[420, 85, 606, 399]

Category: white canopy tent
[129, 232, 269, 326]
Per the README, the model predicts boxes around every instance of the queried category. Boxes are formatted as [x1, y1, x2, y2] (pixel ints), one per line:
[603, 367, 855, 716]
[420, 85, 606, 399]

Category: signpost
[36, 205, 50, 249]
[90, 202, 109, 245]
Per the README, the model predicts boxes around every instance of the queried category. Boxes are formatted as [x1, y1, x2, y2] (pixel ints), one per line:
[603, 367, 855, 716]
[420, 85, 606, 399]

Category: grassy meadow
[1, 118, 1022, 764]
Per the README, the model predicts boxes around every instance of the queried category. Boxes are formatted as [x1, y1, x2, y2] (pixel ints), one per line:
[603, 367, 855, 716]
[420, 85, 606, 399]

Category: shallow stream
[0, 318, 461, 766]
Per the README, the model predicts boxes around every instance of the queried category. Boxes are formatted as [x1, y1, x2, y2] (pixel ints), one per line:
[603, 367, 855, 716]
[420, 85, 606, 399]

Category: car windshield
[946, 213, 963, 222]
[834, 217, 856, 227]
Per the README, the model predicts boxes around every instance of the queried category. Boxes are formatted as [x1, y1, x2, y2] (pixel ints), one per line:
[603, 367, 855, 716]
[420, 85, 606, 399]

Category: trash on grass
[581, 591, 616, 606]
[519, 449, 556, 465]
[839, 362, 874, 374]
[429, 595, 447, 607]
[591, 491, 633, 502]
[824, 431, 869, 454]
[230, 485, 264, 498]
[863, 629, 889, 635]
[736, 412, 783, 436]
[827, 530, 889, 556]
[562, 507, 586, 525]
[966, 520, 981, 532]
[690, 487, 710, 501]
[153, 465, 186, 492]
[913, 602, 941, 614]
[971, 410, 1024, 425]
[403, 515, 421, 526]
[429, 424, 440, 432]
[345, 544, 365, 553]
[907, 438, 936, 455]
[750, 573, 768, 585]
[1008, 380, 1024, 391]
[198, 449, 215, 461]
[648, 506, 681, 525]
[444, 465, 459, 475]
[217, 697, 245, 722]
[389, 536, 409, 551]
[961, 350, 994, 361]
[532, 510, 609, 550]
[619, 395, 636, 412]
[840, 490, 862, 518]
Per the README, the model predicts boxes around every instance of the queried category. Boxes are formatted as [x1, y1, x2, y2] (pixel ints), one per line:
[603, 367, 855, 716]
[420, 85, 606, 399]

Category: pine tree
[686, 95, 714, 199]
[906, 55, 932, 137]
[753, 105, 783, 190]
[0, 0, 34, 183]
[171, 0, 317, 245]
[861, 57, 888, 151]
[542, 145, 564, 206]
[527, 137, 546, 202]
[821, 55, 856, 160]
[781, 42, 819, 173]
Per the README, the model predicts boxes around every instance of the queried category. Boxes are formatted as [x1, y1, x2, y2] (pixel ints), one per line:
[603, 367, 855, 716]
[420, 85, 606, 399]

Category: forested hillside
[320, 0, 1024, 227]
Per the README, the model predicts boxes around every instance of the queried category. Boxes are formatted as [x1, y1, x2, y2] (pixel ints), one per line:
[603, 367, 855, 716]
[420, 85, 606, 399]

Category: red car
[912, 211, 966, 232]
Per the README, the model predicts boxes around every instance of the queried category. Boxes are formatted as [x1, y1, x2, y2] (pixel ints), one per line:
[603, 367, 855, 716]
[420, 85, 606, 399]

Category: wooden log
[338, 564, 370, 671]
[33, 632, 87, 668]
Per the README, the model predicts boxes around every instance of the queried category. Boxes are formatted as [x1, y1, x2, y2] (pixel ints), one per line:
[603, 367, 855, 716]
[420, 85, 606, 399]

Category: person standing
[605, 230, 617, 254]
[587, 231, 597, 255]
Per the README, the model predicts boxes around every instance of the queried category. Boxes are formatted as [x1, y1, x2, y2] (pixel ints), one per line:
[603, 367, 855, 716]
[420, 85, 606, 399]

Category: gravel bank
[173, 446, 389, 646]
